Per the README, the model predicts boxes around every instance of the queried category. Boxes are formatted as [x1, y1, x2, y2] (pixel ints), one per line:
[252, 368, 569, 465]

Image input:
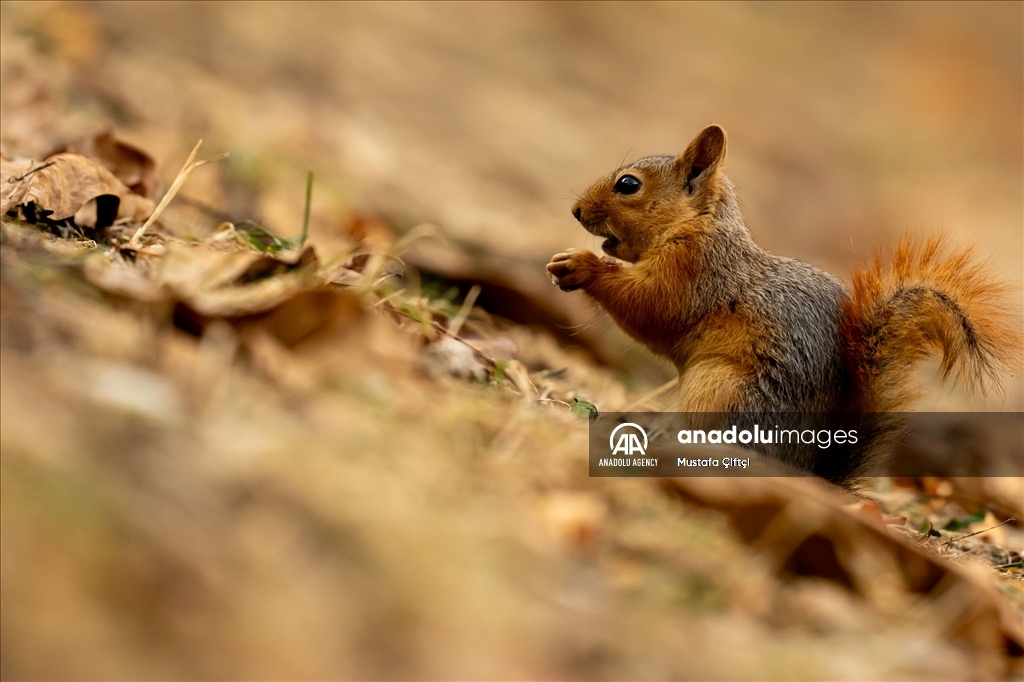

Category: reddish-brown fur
[843, 234, 1020, 413]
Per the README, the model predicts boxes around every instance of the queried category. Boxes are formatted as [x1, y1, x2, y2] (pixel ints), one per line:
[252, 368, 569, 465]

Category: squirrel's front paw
[547, 248, 601, 292]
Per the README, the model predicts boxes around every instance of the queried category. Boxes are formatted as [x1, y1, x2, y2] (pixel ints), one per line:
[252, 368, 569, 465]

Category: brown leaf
[160, 244, 263, 295]
[244, 244, 318, 274]
[160, 242, 320, 318]
[54, 131, 160, 199]
[1, 154, 154, 228]
[663, 475, 1024, 662]
[158, 237, 346, 349]
[82, 252, 166, 303]
[2, 158, 38, 214]
[239, 287, 365, 348]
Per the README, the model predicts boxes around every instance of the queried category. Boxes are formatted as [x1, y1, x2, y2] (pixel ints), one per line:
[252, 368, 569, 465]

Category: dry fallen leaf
[54, 131, 160, 199]
[237, 286, 365, 348]
[82, 251, 167, 303]
[662, 475, 1024, 673]
[1, 153, 154, 228]
[159, 242, 320, 318]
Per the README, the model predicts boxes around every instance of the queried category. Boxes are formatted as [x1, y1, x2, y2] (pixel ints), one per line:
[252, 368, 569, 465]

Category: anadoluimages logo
[609, 422, 648, 456]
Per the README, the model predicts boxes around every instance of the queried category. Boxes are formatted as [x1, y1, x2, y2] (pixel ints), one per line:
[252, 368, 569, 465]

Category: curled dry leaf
[1, 154, 154, 229]
[159, 242, 320, 318]
[54, 131, 160, 199]
[160, 244, 262, 294]
[151, 239, 367, 350]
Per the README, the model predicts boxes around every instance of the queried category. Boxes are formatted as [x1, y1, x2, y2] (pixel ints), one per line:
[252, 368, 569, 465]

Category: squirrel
[547, 125, 1020, 483]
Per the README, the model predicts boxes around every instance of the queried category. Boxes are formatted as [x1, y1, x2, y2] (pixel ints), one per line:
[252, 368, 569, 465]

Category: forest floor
[1, 3, 1022, 680]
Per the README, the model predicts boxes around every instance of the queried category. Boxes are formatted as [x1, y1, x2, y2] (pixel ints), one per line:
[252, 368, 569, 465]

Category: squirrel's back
[735, 252, 848, 413]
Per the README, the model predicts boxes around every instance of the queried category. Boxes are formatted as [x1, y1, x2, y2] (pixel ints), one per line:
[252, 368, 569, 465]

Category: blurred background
[1, 2, 1022, 679]
[3, 1, 1021, 391]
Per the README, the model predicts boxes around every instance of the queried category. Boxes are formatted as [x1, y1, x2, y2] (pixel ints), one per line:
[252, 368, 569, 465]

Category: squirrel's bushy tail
[842, 234, 1020, 414]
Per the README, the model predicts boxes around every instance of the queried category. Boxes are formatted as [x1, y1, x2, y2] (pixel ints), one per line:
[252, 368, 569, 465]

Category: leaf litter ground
[1, 133, 1022, 680]
[2, 3, 1023, 676]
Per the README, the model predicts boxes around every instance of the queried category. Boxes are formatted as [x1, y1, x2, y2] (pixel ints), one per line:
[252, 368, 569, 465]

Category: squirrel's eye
[613, 174, 641, 195]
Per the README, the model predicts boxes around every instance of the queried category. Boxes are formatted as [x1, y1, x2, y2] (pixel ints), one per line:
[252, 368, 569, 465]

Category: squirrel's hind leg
[675, 358, 748, 412]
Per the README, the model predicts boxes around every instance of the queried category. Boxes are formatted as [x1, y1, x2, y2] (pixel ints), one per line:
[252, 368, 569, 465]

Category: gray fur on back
[743, 255, 847, 412]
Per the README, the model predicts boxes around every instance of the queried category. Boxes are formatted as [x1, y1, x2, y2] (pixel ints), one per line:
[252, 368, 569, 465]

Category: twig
[939, 517, 1015, 548]
[447, 284, 480, 338]
[7, 160, 56, 183]
[536, 398, 572, 409]
[993, 561, 1023, 570]
[128, 140, 228, 248]
[430, 320, 496, 370]
[383, 300, 497, 370]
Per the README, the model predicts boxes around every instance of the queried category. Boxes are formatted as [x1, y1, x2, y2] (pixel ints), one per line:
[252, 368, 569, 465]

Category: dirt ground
[1, 2, 1023, 680]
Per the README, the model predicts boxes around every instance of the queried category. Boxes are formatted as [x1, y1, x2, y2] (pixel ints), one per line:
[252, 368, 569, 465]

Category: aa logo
[609, 422, 648, 456]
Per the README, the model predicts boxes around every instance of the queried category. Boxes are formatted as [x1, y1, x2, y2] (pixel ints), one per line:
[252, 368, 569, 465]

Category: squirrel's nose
[572, 206, 582, 223]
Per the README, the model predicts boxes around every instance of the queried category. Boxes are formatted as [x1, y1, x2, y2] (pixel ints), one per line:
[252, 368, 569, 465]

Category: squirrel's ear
[677, 125, 727, 195]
